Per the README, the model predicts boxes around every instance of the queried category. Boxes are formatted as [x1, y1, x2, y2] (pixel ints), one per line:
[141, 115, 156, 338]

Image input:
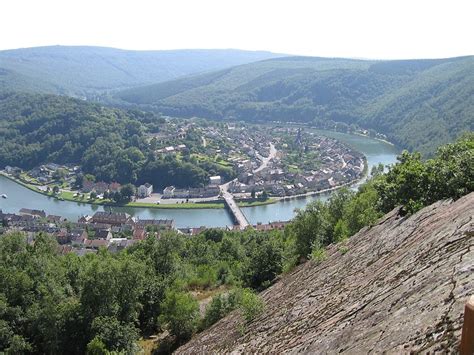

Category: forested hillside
[0, 92, 232, 187]
[0, 68, 57, 93]
[117, 56, 474, 155]
[0, 46, 283, 97]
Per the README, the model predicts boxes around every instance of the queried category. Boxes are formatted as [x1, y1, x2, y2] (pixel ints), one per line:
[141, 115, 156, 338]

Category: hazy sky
[1, 0, 473, 59]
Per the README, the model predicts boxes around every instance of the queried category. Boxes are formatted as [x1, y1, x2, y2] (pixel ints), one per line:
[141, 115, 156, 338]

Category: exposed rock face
[177, 193, 474, 354]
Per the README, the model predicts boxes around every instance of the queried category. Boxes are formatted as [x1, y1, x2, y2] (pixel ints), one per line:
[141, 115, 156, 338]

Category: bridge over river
[221, 184, 250, 229]
[219, 142, 277, 229]
[0, 132, 399, 228]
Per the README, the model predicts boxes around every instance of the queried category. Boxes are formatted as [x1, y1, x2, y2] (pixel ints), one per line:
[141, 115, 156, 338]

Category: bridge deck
[223, 194, 250, 229]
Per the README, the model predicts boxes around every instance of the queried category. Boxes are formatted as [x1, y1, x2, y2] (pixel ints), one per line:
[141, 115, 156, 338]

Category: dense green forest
[0, 92, 233, 188]
[116, 56, 474, 155]
[0, 46, 283, 97]
[0, 68, 57, 94]
[0, 134, 472, 353]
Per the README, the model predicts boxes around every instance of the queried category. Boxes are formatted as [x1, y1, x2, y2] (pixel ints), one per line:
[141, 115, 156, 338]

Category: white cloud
[0, 0, 473, 59]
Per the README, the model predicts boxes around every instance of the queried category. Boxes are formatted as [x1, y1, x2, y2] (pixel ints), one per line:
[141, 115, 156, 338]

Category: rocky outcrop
[177, 193, 474, 354]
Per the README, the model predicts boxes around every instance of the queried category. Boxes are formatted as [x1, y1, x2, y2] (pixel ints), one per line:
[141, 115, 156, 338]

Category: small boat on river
[1, 194, 7, 199]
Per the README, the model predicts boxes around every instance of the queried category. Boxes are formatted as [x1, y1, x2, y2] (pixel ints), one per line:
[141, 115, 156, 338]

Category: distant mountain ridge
[0, 46, 285, 97]
[116, 55, 474, 154]
[0, 47, 472, 154]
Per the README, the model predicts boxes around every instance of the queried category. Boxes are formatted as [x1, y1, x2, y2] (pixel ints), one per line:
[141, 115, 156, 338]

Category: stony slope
[177, 193, 474, 353]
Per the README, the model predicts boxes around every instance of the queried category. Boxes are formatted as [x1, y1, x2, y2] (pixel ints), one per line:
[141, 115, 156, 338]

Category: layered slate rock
[177, 193, 474, 354]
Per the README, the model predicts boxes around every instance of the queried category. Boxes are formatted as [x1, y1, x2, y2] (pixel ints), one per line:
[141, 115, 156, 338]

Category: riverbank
[266, 157, 368, 205]
[0, 172, 277, 210]
[1, 131, 399, 227]
[2, 168, 363, 211]
[352, 132, 396, 146]
[1, 164, 367, 211]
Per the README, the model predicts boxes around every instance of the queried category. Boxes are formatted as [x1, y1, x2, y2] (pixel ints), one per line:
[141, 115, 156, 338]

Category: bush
[159, 290, 199, 342]
[239, 289, 264, 323]
[200, 292, 239, 330]
[310, 242, 327, 263]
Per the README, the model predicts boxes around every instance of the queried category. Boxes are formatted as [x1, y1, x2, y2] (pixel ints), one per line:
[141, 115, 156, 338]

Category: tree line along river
[0, 130, 399, 228]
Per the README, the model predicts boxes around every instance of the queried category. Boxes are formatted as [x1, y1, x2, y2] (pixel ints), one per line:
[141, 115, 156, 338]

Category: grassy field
[237, 198, 277, 207]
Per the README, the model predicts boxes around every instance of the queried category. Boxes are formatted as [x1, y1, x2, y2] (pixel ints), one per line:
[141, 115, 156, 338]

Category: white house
[137, 183, 153, 198]
[163, 186, 176, 198]
[209, 175, 222, 185]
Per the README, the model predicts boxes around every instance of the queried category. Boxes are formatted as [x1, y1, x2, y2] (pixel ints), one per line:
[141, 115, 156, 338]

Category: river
[0, 131, 399, 228]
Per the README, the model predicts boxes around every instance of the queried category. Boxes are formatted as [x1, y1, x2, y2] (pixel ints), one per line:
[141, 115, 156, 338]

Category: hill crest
[0, 46, 285, 96]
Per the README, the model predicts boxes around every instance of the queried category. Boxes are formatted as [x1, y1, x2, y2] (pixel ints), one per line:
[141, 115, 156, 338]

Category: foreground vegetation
[0, 134, 472, 353]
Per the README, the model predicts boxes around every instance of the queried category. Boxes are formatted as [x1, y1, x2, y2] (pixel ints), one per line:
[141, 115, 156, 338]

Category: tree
[245, 239, 282, 290]
[203, 229, 224, 243]
[342, 184, 381, 235]
[159, 290, 199, 342]
[119, 184, 135, 203]
[86, 337, 107, 355]
[112, 191, 122, 203]
[138, 276, 167, 334]
[52, 185, 60, 194]
[84, 174, 96, 183]
[90, 316, 139, 353]
[74, 173, 84, 189]
[200, 291, 240, 330]
[5, 335, 33, 354]
[374, 151, 429, 213]
[370, 163, 384, 177]
[289, 201, 330, 260]
[52, 168, 67, 181]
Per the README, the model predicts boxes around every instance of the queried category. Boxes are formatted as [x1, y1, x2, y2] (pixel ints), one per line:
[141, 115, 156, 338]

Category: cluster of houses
[28, 163, 78, 184]
[176, 221, 289, 236]
[0, 209, 174, 255]
[225, 126, 271, 159]
[82, 180, 121, 194]
[155, 144, 187, 154]
[0, 207, 292, 254]
[161, 176, 222, 199]
[148, 126, 188, 145]
[229, 135, 365, 197]
[81, 181, 154, 198]
[162, 185, 220, 199]
[4, 165, 22, 177]
[4, 163, 78, 185]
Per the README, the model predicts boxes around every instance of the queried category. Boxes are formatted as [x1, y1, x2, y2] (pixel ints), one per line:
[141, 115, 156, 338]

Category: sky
[1, 0, 473, 59]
